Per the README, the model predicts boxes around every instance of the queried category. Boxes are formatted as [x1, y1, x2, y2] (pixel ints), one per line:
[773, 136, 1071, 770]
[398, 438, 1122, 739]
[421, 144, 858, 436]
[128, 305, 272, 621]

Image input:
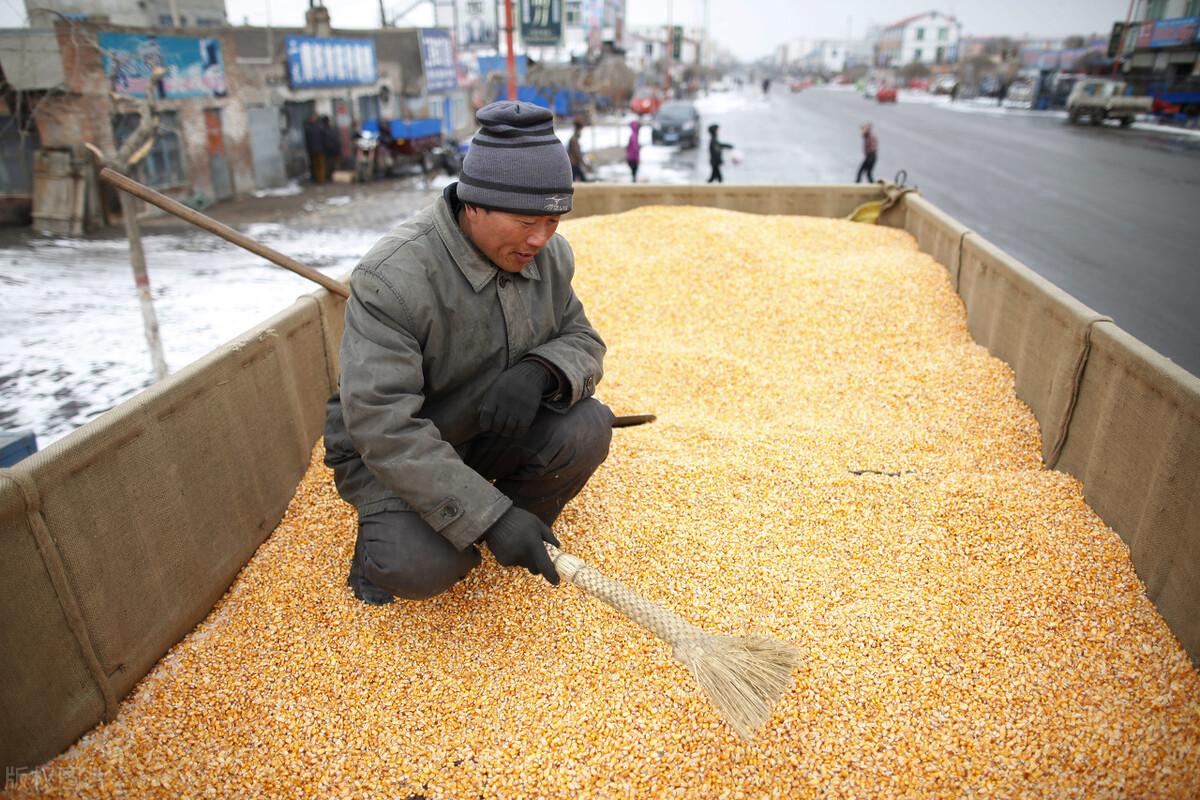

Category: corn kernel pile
[11, 206, 1200, 798]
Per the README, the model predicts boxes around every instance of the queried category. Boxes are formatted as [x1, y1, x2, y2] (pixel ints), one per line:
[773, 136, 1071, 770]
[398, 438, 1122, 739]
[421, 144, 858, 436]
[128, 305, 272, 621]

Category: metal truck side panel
[956, 233, 1111, 467]
[1056, 320, 1200, 661]
[0, 292, 342, 770]
[0, 475, 108, 776]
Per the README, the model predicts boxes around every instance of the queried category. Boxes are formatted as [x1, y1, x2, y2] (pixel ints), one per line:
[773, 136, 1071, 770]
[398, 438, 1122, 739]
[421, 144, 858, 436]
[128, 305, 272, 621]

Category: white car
[1003, 81, 1035, 109]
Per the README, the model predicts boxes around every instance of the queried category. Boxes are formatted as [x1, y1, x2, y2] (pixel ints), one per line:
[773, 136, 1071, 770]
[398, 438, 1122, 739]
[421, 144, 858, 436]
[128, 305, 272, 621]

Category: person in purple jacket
[856, 122, 878, 183]
[626, 120, 641, 183]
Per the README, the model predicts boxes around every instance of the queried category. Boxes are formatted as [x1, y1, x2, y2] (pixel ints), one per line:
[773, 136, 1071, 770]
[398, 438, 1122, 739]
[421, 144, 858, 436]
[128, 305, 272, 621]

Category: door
[246, 106, 287, 190]
[204, 108, 233, 201]
[282, 101, 315, 179]
[332, 97, 353, 170]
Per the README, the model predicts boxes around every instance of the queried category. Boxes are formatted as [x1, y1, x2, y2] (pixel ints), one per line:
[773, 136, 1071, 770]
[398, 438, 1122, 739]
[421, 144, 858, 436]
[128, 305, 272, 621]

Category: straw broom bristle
[672, 633, 802, 740]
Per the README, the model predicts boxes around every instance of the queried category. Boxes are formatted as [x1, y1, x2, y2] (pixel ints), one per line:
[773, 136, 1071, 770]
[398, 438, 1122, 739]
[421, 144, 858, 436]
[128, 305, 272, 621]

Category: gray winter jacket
[324, 185, 606, 550]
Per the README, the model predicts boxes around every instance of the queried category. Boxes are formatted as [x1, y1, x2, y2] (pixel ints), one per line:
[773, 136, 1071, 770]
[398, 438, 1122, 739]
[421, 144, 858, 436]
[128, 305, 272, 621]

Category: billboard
[420, 29, 458, 93]
[458, 0, 499, 49]
[520, 0, 562, 46]
[285, 36, 377, 89]
[1148, 16, 1199, 48]
[99, 32, 226, 99]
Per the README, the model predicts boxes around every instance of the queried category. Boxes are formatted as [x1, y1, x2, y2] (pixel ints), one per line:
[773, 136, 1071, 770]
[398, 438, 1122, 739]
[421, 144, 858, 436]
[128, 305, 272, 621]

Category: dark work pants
[856, 153, 876, 183]
[707, 162, 723, 183]
[358, 398, 614, 600]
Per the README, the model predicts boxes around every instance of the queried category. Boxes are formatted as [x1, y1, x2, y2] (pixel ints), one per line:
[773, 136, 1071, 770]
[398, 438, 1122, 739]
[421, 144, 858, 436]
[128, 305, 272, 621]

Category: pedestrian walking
[706, 124, 733, 184]
[567, 119, 590, 182]
[304, 112, 325, 184]
[319, 115, 340, 182]
[855, 122, 878, 183]
[626, 120, 641, 183]
[325, 100, 611, 605]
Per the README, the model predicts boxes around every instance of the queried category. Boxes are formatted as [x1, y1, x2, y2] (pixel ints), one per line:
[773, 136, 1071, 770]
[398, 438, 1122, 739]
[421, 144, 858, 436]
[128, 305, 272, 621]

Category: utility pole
[1113, 0, 1136, 76]
[664, 0, 673, 94]
[504, 0, 517, 100]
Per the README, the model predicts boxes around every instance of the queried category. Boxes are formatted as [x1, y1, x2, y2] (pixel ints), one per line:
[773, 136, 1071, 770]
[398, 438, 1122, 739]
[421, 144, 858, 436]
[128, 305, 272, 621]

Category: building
[780, 38, 871, 75]
[1116, 0, 1200, 103]
[875, 10, 961, 67]
[26, 0, 227, 29]
[0, 9, 468, 230]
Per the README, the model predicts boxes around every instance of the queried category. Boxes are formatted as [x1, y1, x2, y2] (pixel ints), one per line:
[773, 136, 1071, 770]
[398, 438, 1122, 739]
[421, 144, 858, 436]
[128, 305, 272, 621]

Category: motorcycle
[353, 129, 379, 182]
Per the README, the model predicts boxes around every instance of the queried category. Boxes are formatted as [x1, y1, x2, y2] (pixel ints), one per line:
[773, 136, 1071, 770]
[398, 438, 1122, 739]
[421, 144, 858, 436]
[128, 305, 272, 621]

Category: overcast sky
[0, 1, 1134, 60]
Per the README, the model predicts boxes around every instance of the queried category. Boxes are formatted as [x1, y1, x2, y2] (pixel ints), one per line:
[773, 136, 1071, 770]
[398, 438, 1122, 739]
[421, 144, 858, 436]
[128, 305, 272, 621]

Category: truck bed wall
[2, 183, 1195, 773]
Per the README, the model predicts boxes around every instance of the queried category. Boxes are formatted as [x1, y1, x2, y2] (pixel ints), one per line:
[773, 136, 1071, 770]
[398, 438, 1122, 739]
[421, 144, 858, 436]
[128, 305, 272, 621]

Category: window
[936, 46, 945, 63]
[565, 0, 580, 26]
[915, 27, 924, 41]
[938, 28, 948, 41]
[113, 111, 186, 188]
[1146, 0, 1168, 20]
[914, 48, 922, 61]
[1186, 0, 1200, 15]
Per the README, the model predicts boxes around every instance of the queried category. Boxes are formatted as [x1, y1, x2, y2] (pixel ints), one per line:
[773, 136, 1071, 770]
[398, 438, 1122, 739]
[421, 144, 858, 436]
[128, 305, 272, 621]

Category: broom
[545, 543, 800, 741]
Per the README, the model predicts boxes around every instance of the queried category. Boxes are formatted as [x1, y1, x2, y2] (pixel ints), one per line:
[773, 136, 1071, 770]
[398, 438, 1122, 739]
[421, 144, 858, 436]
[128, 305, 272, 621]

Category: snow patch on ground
[0, 225, 378, 446]
[253, 181, 303, 198]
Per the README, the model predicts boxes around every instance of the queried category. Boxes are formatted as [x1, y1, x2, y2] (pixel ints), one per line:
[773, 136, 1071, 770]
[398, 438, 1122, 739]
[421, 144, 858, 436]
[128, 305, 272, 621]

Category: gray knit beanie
[457, 101, 573, 215]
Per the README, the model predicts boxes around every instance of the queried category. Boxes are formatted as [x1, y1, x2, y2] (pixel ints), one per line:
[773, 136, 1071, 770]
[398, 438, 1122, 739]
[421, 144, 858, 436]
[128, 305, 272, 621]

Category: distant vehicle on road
[630, 88, 663, 116]
[907, 78, 931, 91]
[789, 78, 812, 92]
[863, 80, 880, 99]
[709, 79, 735, 93]
[1066, 79, 1152, 127]
[1002, 80, 1036, 109]
[876, 85, 898, 103]
[651, 101, 701, 148]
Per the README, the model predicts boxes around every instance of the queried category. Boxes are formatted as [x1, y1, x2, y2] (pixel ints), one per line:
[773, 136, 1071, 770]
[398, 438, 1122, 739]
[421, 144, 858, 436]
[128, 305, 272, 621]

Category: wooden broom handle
[99, 167, 349, 299]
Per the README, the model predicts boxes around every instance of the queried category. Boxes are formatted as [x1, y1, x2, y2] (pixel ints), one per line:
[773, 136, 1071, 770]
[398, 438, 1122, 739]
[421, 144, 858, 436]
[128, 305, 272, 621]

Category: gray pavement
[691, 87, 1200, 377]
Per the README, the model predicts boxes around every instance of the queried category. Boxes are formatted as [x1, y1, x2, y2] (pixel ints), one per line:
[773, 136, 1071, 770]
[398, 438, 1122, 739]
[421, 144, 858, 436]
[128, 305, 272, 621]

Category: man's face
[462, 206, 561, 273]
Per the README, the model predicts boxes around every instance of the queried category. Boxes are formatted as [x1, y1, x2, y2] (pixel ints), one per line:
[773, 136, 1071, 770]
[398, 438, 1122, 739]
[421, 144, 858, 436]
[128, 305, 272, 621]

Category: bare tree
[84, 69, 170, 382]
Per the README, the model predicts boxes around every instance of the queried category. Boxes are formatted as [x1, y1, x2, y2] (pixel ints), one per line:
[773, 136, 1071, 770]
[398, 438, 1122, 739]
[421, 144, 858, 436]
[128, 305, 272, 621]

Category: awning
[0, 29, 65, 90]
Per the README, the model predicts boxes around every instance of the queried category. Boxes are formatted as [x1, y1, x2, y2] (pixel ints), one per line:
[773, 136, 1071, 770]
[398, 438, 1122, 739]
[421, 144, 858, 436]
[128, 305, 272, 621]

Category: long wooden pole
[99, 170, 660, 429]
[99, 167, 350, 299]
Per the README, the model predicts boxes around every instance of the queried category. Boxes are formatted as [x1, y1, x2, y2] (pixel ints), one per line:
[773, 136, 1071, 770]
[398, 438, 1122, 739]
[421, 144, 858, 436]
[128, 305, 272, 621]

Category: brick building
[0, 10, 468, 229]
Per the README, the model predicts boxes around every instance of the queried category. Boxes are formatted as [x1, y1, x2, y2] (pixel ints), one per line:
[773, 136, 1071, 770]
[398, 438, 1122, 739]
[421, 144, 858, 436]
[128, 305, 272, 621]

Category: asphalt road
[690, 87, 1200, 377]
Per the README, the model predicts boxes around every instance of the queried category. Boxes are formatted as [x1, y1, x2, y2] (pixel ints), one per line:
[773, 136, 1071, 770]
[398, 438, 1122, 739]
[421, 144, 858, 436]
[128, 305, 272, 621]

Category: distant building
[875, 10, 961, 67]
[1115, 0, 1200, 101]
[26, 0, 227, 29]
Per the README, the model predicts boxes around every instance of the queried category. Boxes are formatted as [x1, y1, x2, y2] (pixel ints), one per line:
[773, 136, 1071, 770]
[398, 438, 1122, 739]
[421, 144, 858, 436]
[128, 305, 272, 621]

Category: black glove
[483, 507, 561, 585]
[479, 360, 554, 438]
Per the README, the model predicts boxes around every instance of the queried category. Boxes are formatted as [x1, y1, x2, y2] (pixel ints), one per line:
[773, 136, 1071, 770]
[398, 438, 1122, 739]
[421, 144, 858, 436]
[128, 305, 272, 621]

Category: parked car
[907, 78, 931, 91]
[1002, 80, 1036, 109]
[863, 80, 880, 99]
[709, 79, 735, 93]
[630, 88, 663, 116]
[789, 78, 812, 92]
[876, 85, 898, 103]
[651, 101, 701, 148]
[1066, 78, 1152, 126]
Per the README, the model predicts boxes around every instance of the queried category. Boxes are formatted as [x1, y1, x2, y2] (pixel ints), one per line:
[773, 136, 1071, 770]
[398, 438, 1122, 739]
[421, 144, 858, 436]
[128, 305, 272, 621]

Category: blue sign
[285, 36, 377, 88]
[99, 32, 226, 98]
[477, 55, 528, 80]
[419, 29, 457, 93]
[1148, 16, 1199, 48]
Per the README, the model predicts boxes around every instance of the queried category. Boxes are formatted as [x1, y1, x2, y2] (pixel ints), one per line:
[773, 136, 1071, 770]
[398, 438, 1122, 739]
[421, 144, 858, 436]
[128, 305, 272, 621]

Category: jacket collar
[433, 184, 542, 293]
